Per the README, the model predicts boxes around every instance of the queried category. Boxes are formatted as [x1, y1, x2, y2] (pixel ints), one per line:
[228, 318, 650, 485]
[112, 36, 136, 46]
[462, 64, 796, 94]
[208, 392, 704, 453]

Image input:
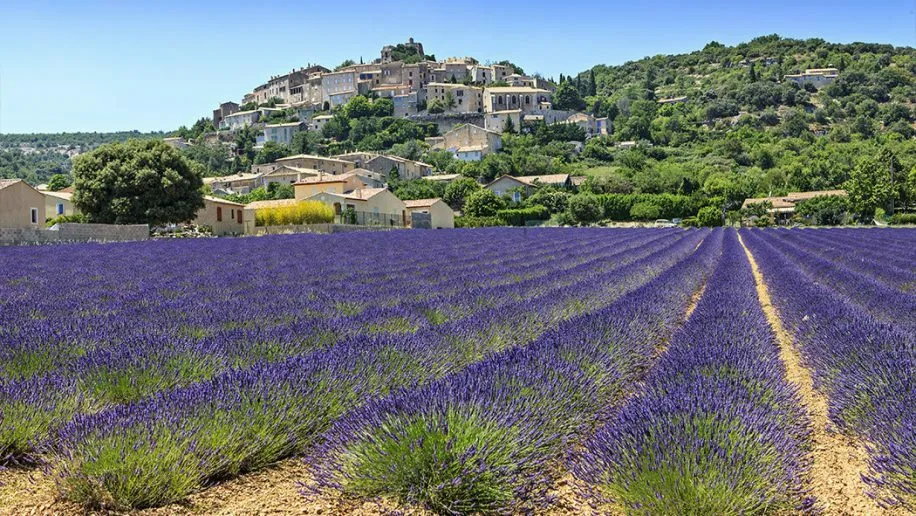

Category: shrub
[597, 194, 696, 221]
[46, 214, 88, 227]
[795, 195, 850, 226]
[254, 201, 334, 227]
[696, 206, 723, 227]
[629, 202, 662, 221]
[567, 194, 603, 225]
[497, 206, 549, 227]
[464, 190, 506, 218]
[889, 213, 916, 225]
[455, 216, 503, 228]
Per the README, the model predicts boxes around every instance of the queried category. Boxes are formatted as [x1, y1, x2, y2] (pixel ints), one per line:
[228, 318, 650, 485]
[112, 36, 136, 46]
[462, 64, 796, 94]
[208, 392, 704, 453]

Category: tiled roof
[404, 198, 442, 208]
[203, 195, 246, 207]
[0, 179, 22, 190]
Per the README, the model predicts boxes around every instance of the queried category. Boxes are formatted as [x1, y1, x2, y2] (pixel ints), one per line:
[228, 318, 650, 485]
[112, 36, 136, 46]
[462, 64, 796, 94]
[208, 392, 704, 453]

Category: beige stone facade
[0, 180, 47, 228]
[427, 83, 483, 113]
[293, 172, 369, 200]
[484, 87, 551, 114]
[43, 191, 78, 219]
[194, 196, 246, 236]
[273, 154, 357, 175]
[404, 198, 455, 229]
[435, 124, 502, 161]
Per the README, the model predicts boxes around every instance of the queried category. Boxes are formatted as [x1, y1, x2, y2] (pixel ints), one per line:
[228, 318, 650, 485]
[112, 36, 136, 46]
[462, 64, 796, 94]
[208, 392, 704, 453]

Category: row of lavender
[742, 229, 916, 510]
[304, 228, 724, 514]
[0, 229, 680, 461]
[578, 230, 811, 513]
[27, 229, 708, 508]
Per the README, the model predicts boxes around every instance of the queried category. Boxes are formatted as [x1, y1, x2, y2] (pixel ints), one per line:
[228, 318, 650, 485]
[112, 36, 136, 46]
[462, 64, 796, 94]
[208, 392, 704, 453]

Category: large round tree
[73, 139, 205, 225]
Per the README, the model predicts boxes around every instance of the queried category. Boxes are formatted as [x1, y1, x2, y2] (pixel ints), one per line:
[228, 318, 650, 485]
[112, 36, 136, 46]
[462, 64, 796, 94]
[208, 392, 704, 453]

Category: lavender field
[0, 227, 913, 514]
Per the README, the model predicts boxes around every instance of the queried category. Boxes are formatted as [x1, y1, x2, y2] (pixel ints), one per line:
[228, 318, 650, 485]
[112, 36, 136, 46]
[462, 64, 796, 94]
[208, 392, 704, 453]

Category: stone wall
[0, 224, 150, 246]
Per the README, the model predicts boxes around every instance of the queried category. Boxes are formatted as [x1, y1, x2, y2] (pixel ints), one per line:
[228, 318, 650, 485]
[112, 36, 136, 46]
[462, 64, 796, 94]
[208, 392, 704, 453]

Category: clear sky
[1, 0, 914, 133]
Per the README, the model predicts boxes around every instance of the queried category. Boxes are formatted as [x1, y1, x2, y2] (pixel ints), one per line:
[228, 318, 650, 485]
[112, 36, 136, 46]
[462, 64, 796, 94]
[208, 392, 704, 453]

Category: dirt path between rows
[738, 234, 890, 515]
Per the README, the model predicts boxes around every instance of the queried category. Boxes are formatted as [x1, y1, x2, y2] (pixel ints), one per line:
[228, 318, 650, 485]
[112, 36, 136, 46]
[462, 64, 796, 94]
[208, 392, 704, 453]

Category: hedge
[596, 193, 697, 221]
[889, 213, 916, 225]
[497, 206, 550, 226]
[455, 216, 503, 228]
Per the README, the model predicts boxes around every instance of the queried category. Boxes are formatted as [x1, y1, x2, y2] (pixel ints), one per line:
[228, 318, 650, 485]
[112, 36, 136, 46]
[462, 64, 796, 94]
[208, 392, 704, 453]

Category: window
[30, 208, 38, 224]
[237, 209, 243, 223]
[230, 209, 235, 220]
[513, 191, 522, 202]
[57, 203, 64, 215]
[525, 95, 530, 105]
[216, 207, 223, 222]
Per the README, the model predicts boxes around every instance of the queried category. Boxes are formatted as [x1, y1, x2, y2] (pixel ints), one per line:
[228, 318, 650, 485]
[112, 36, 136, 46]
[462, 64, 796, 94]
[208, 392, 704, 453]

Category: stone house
[203, 173, 261, 194]
[194, 196, 245, 236]
[213, 101, 240, 127]
[486, 174, 571, 202]
[293, 172, 371, 200]
[43, 191, 78, 219]
[0, 179, 46, 228]
[404, 198, 455, 229]
[263, 122, 305, 146]
[305, 188, 408, 226]
[483, 110, 522, 133]
[427, 83, 483, 113]
[434, 124, 502, 161]
[220, 110, 261, 131]
[334, 152, 433, 180]
[483, 87, 552, 114]
[273, 154, 357, 175]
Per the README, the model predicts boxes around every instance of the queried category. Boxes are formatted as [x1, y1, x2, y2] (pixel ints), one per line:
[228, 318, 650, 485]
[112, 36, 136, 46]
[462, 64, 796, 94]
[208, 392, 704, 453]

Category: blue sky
[1, 0, 914, 133]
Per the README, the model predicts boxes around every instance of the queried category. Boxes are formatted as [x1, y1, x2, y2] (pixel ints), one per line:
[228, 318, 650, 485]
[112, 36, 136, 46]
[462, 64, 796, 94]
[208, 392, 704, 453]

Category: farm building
[0, 179, 46, 228]
[43, 191, 78, 219]
[486, 174, 572, 201]
[404, 198, 455, 229]
[194, 196, 246, 236]
[742, 189, 847, 223]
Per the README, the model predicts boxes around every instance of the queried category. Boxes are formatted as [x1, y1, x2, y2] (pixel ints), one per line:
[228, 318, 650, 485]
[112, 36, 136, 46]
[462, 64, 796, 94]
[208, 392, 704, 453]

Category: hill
[0, 131, 165, 184]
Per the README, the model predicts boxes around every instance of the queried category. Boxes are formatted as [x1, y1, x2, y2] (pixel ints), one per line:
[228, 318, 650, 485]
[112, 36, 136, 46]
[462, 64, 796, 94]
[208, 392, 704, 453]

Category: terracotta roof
[404, 198, 442, 208]
[245, 198, 300, 210]
[341, 187, 388, 200]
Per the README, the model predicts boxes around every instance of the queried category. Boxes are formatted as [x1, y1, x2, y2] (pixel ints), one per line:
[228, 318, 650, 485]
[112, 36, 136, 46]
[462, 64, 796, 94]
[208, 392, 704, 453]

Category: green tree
[47, 173, 72, 191]
[845, 152, 894, 221]
[254, 142, 291, 164]
[503, 116, 517, 134]
[629, 201, 662, 220]
[463, 189, 506, 217]
[567, 194, 603, 224]
[443, 177, 481, 210]
[72, 140, 204, 225]
[553, 81, 586, 111]
[696, 206, 723, 227]
[795, 195, 849, 225]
